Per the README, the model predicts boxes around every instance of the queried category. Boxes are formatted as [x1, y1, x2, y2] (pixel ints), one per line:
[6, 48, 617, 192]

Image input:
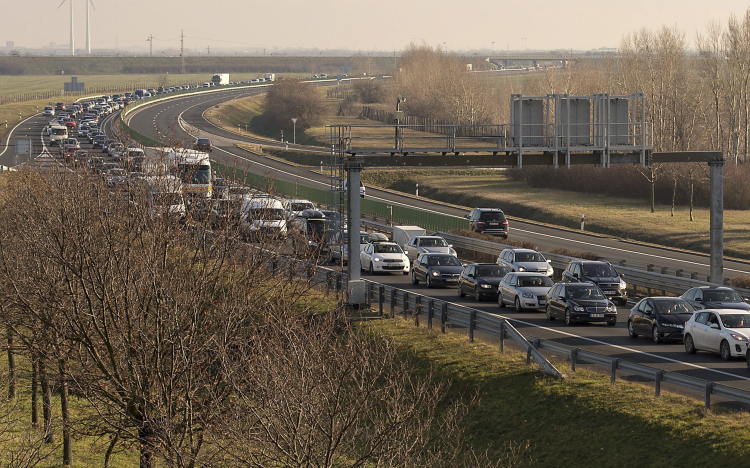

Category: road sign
[15, 139, 32, 156]
[291, 118, 298, 124]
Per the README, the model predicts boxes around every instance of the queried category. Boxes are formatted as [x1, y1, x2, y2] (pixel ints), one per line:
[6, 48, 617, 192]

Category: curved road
[125, 88, 750, 393]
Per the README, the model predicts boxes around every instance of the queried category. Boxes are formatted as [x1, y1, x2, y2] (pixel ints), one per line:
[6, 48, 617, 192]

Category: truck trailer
[211, 73, 229, 85]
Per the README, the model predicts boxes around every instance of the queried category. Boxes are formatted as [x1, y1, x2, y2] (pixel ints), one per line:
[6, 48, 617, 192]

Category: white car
[360, 242, 410, 275]
[497, 248, 554, 277]
[684, 309, 750, 360]
[43, 106, 55, 116]
[403, 236, 456, 262]
[287, 199, 316, 219]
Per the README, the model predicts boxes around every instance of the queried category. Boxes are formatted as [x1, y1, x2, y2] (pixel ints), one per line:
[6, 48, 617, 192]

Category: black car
[628, 297, 695, 343]
[681, 286, 750, 311]
[465, 208, 509, 238]
[545, 282, 617, 326]
[562, 260, 628, 305]
[457, 263, 510, 301]
[411, 253, 463, 288]
[195, 138, 212, 152]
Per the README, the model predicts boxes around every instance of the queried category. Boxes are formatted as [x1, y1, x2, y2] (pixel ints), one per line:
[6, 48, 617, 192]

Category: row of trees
[0, 168, 520, 467]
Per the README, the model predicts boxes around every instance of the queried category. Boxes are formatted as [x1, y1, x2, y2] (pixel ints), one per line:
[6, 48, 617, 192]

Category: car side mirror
[449, 244, 453, 248]
[558, 295, 566, 300]
[462, 263, 468, 267]
[546, 259, 552, 263]
[710, 323, 719, 329]
[464, 215, 470, 219]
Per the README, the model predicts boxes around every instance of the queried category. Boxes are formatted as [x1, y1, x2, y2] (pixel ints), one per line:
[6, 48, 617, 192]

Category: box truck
[264, 73, 275, 82]
[211, 73, 229, 85]
[392, 225, 426, 251]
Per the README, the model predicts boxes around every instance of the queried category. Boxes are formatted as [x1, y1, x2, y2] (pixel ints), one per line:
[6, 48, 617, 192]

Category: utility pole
[180, 30, 185, 74]
[147, 35, 154, 56]
[207, 45, 210, 56]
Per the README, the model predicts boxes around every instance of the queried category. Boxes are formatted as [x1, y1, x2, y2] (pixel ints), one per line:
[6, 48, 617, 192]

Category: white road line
[0, 113, 41, 158]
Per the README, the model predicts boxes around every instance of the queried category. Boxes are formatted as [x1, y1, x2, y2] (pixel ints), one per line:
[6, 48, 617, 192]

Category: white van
[239, 197, 288, 240]
[48, 125, 68, 146]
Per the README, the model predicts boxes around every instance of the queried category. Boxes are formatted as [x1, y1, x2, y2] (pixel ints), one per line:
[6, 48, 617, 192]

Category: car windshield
[250, 208, 285, 221]
[720, 314, 750, 328]
[566, 286, 605, 300]
[704, 290, 744, 303]
[428, 256, 461, 266]
[292, 203, 314, 211]
[174, 164, 211, 184]
[376, 244, 402, 254]
[197, 139, 210, 145]
[516, 252, 545, 262]
[359, 234, 369, 244]
[420, 238, 448, 247]
[518, 276, 554, 287]
[654, 300, 694, 315]
[476, 265, 509, 277]
[582, 264, 618, 277]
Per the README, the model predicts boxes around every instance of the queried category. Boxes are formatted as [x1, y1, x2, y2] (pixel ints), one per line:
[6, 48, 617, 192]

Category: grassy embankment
[367, 317, 750, 467]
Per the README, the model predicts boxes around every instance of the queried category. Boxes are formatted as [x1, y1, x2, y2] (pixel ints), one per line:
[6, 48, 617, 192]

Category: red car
[64, 120, 77, 129]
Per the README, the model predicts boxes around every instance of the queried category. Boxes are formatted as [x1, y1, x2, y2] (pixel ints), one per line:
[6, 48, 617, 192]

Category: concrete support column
[709, 159, 724, 284]
[345, 157, 366, 304]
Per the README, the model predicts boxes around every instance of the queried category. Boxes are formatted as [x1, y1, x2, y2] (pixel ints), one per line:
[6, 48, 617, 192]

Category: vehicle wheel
[458, 284, 465, 298]
[720, 340, 731, 361]
[564, 308, 573, 326]
[474, 289, 481, 302]
[652, 325, 662, 344]
[618, 298, 628, 306]
[426, 276, 433, 289]
[514, 296, 522, 312]
[498, 295, 505, 308]
[628, 321, 638, 338]
[546, 305, 555, 321]
[411, 271, 419, 285]
[369, 263, 375, 275]
[684, 334, 696, 354]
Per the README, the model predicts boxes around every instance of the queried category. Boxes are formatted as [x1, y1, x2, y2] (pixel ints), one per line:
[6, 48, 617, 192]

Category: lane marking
[0, 113, 42, 159]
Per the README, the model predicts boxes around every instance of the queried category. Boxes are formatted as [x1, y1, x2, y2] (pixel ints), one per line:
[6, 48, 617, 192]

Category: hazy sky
[5, 0, 750, 53]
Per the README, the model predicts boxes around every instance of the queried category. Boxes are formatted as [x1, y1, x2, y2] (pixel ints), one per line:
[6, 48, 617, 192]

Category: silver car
[403, 236, 457, 263]
[497, 248, 554, 277]
[498, 272, 555, 311]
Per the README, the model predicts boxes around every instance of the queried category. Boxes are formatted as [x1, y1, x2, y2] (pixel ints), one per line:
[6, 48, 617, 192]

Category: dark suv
[562, 260, 627, 305]
[465, 208, 509, 238]
[546, 282, 617, 326]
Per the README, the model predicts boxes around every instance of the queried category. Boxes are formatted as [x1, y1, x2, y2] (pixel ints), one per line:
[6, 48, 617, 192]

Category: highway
[122, 87, 750, 392]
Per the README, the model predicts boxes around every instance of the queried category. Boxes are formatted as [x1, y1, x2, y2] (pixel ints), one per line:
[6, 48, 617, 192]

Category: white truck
[392, 225, 426, 252]
[144, 147, 212, 198]
[211, 73, 229, 85]
[264, 73, 275, 82]
[140, 175, 186, 219]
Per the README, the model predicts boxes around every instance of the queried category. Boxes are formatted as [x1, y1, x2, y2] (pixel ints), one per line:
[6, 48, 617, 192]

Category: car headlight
[730, 333, 748, 342]
[450, 249, 457, 256]
[480, 284, 493, 289]
[660, 322, 684, 329]
[431, 270, 441, 277]
[547, 265, 554, 274]
[373, 257, 380, 262]
[619, 280, 627, 289]
[522, 292, 534, 298]
[607, 304, 617, 312]
[517, 266, 526, 272]
[573, 305, 585, 312]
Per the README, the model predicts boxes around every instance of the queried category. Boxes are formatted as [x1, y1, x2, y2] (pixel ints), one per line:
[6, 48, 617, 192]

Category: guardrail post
[610, 358, 620, 385]
[336, 273, 342, 291]
[705, 382, 715, 410]
[403, 292, 409, 319]
[655, 370, 664, 397]
[691, 272, 698, 280]
[415, 296, 422, 326]
[499, 320, 505, 353]
[378, 286, 384, 316]
[390, 289, 396, 317]
[660, 266, 668, 275]
[532, 338, 540, 350]
[618, 260, 626, 267]
[325, 272, 333, 294]
[647, 264, 654, 272]
[570, 348, 578, 372]
[675, 269, 683, 278]
[427, 299, 434, 329]
[526, 346, 533, 366]
[469, 310, 476, 343]
[440, 303, 447, 333]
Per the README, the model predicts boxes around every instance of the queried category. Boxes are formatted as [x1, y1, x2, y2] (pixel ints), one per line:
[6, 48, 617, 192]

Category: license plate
[590, 313, 604, 318]
[604, 291, 616, 295]
[489, 222, 499, 226]
[446, 278, 458, 283]
[539, 300, 546, 305]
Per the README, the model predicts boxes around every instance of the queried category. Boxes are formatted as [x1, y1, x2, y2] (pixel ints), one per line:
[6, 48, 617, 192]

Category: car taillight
[502, 220, 509, 226]
[477, 221, 486, 225]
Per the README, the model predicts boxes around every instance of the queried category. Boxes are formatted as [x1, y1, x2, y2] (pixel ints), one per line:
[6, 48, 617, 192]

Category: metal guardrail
[359, 219, 750, 300]
[357, 277, 750, 409]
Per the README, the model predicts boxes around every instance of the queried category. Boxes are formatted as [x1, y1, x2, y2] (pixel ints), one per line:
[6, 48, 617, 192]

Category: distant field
[0, 55, 395, 77]
[361, 169, 750, 260]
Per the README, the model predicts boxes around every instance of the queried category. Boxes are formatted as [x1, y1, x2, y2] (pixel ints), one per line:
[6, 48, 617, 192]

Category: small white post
[320, 161, 323, 172]
[416, 183, 419, 197]
[581, 214, 585, 231]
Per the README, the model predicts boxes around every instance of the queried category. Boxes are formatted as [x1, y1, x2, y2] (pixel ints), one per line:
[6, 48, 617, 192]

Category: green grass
[361, 169, 750, 261]
[366, 318, 750, 467]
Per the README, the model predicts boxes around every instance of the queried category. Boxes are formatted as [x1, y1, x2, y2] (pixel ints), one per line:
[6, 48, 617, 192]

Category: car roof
[468, 263, 499, 266]
[507, 248, 536, 253]
[578, 260, 609, 265]
[698, 309, 750, 315]
[374, 242, 398, 246]
[564, 282, 599, 287]
[513, 272, 550, 276]
[696, 286, 735, 291]
[475, 208, 503, 211]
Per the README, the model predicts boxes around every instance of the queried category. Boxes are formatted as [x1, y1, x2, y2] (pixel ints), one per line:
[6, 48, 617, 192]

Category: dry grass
[363, 169, 750, 259]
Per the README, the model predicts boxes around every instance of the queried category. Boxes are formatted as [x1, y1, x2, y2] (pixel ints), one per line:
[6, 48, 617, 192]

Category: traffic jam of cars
[358, 208, 750, 368]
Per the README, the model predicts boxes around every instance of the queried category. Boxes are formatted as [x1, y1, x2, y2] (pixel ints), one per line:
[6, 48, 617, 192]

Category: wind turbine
[85, 0, 95, 55]
[58, 0, 74, 55]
